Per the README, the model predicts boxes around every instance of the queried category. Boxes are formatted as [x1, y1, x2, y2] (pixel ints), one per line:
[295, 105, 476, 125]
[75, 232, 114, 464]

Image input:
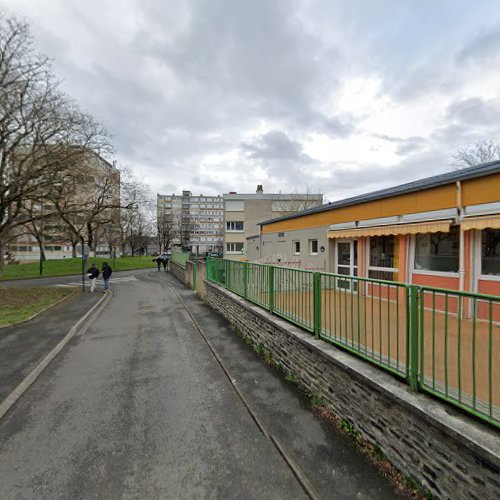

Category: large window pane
[482, 228, 500, 276]
[369, 236, 395, 268]
[414, 226, 459, 272]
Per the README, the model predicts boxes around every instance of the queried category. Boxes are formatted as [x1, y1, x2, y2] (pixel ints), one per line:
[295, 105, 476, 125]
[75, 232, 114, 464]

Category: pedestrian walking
[87, 263, 100, 293]
[154, 256, 161, 271]
[102, 262, 113, 291]
[162, 256, 168, 272]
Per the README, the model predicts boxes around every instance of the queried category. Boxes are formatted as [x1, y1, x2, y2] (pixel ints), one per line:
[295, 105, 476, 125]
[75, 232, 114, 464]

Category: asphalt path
[0, 268, 152, 288]
[0, 271, 399, 499]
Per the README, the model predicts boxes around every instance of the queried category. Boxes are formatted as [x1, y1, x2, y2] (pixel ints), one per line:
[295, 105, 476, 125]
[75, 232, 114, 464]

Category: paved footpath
[0, 271, 400, 499]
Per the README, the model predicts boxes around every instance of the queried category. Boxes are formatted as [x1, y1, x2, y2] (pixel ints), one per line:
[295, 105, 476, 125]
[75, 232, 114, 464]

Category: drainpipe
[457, 181, 465, 292]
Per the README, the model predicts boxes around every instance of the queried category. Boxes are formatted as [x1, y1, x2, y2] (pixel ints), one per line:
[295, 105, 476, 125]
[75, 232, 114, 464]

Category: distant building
[223, 185, 323, 261]
[157, 191, 224, 254]
[8, 150, 120, 261]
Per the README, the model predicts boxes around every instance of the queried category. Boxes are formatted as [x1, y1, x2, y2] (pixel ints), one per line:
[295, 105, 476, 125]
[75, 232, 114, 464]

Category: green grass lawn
[0, 286, 76, 327]
[0, 256, 156, 281]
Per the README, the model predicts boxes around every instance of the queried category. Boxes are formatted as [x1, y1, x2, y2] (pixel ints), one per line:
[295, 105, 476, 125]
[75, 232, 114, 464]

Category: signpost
[81, 249, 88, 293]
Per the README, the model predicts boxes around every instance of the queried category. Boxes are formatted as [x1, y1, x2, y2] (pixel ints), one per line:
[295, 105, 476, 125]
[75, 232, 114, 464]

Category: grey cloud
[457, 25, 500, 64]
[446, 97, 500, 126]
[240, 130, 314, 162]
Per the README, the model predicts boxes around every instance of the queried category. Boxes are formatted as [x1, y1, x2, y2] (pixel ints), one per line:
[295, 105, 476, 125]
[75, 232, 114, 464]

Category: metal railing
[205, 257, 500, 428]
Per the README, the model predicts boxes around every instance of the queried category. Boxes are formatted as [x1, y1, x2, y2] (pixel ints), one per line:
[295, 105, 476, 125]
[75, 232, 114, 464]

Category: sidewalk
[156, 273, 400, 500]
[0, 291, 100, 402]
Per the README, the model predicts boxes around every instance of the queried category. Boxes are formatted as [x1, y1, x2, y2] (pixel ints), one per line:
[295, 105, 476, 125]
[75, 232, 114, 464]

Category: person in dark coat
[102, 262, 112, 291]
[162, 256, 168, 271]
[154, 256, 161, 271]
[87, 263, 100, 293]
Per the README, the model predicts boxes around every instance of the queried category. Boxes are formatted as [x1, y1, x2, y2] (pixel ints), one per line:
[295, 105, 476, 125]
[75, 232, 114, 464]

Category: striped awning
[327, 220, 451, 239]
[461, 215, 500, 231]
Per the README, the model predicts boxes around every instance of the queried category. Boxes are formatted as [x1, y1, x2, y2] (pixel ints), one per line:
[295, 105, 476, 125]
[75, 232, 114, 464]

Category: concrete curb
[0, 290, 114, 421]
[0, 288, 79, 332]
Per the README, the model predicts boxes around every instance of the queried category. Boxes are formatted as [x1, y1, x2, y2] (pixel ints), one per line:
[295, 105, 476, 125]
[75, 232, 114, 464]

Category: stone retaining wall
[204, 279, 500, 500]
[170, 261, 185, 283]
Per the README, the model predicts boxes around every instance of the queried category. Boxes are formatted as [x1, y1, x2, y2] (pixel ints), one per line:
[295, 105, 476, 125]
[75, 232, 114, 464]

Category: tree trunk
[72, 242, 77, 258]
[0, 239, 4, 271]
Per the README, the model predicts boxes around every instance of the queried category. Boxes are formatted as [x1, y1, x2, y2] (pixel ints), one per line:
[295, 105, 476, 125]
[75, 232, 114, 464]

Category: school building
[253, 161, 500, 298]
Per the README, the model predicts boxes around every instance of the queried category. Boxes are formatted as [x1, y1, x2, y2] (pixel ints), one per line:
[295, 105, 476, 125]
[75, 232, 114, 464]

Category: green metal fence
[171, 251, 189, 269]
[205, 257, 500, 428]
[417, 286, 500, 427]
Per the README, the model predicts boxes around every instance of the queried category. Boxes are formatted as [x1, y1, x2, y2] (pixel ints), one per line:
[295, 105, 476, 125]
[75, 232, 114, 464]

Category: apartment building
[157, 191, 223, 254]
[8, 150, 120, 261]
[223, 185, 323, 261]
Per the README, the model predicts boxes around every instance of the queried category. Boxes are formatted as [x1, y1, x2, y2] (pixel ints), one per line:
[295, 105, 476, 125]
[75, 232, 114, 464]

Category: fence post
[409, 285, 419, 391]
[269, 265, 275, 313]
[225, 259, 230, 289]
[193, 261, 197, 291]
[243, 262, 248, 300]
[313, 272, 322, 338]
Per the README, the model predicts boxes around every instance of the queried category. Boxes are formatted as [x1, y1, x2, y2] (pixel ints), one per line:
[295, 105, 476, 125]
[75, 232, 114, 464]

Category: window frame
[412, 226, 460, 276]
[226, 242, 244, 254]
[293, 240, 301, 255]
[309, 239, 318, 255]
[367, 235, 398, 281]
[226, 221, 244, 232]
[479, 227, 500, 280]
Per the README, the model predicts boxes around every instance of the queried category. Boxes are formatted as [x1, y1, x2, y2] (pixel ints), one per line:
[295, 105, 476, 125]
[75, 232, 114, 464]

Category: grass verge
[0, 256, 156, 281]
[0, 286, 75, 327]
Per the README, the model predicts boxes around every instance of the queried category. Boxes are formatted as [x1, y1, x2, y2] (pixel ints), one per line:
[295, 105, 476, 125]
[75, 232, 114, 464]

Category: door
[336, 240, 358, 291]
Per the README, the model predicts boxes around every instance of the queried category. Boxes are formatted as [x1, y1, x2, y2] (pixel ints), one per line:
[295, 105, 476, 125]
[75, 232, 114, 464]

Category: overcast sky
[4, 0, 500, 201]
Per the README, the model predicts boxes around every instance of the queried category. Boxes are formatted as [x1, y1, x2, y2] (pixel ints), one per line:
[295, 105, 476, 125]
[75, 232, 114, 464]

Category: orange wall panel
[262, 185, 456, 234]
[461, 173, 500, 206]
[412, 273, 459, 290]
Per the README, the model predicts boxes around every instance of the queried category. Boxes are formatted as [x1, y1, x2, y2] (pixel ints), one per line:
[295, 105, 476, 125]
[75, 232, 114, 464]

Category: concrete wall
[203, 280, 500, 500]
[185, 260, 207, 297]
[255, 225, 330, 271]
[170, 261, 185, 283]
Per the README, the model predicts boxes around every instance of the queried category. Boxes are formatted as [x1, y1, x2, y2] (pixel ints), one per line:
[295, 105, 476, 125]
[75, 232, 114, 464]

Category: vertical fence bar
[313, 272, 321, 338]
[409, 285, 419, 391]
[243, 262, 248, 300]
[269, 265, 275, 314]
[193, 261, 197, 291]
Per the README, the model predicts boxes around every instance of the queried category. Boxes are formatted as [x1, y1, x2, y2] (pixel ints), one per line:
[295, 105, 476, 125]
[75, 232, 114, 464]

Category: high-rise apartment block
[157, 191, 224, 254]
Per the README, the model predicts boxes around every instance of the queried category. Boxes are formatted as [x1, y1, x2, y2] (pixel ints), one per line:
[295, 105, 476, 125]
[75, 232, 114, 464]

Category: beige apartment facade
[8, 150, 120, 261]
[223, 185, 323, 261]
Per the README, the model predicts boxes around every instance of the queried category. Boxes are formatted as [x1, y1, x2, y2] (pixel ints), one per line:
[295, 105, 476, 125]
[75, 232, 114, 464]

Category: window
[226, 221, 244, 231]
[414, 226, 459, 273]
[293, 241, 300, 255]
[482, 228, 500, 276]
[369, 235, 397, 281]
[309, 239, 318, 255]
[226, 242, 244, 253]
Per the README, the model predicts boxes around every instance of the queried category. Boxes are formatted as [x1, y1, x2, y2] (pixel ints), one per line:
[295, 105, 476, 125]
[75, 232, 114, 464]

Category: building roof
[259, 160, 500, 226]
[223, 193, 322, 201]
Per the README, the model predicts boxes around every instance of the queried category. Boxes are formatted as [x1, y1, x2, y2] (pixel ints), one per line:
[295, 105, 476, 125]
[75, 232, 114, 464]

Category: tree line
[0, 14, 153, 269]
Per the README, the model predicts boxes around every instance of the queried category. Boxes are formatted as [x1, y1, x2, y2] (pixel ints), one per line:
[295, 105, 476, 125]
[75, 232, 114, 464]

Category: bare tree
[451, 140, 500, 170]
[157, 211, 175, 253]
[177, 212, 197, 252]
[273, 187, 323, 216]
[0, 15, 111, 268]
[118, 168, 153, 255]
